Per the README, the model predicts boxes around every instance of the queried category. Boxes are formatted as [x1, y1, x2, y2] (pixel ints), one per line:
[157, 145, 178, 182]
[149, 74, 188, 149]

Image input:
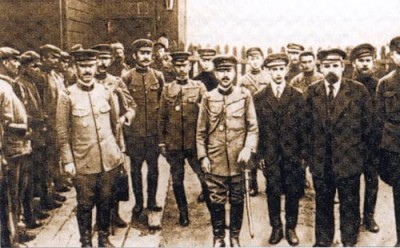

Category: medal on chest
[175, 105, 181, 111]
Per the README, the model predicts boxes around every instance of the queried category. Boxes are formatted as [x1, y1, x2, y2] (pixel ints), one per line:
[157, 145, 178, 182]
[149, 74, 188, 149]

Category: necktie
[276, 86, 281, 99]
[328, 84, 335, 114]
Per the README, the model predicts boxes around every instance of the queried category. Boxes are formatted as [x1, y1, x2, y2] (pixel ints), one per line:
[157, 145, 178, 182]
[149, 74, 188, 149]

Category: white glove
[237, 147, 252, 164]
[201, 157, 211, 173]
[64, 162, 77, 177]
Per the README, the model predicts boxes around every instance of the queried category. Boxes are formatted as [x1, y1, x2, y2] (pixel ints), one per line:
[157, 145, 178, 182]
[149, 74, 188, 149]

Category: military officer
[57, 48, 125, 247]
[122, 39, 165, 222]
[193, 48, 219, 91]
[159, 52, 208, 226]
[305, 48, 372, 246]
[289, 51, 324, 93]
[286, 43, 305, 82]
[197, 55, 258, 247]
[92, 43, 136, 229]
[109, 42, 130, 77]
[238, 47, 272, 197]
[376, 36, 400, 246]
[350, 43, 380, 233]
[254, 53, 306, 246]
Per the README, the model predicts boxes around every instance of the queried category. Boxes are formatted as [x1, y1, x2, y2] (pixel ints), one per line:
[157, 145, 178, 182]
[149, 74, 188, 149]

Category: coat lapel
[331, 80, 351, 125]
[277, 85, 292, 115]
[265, 84, 279, 112]
[313, 81, 328, 128]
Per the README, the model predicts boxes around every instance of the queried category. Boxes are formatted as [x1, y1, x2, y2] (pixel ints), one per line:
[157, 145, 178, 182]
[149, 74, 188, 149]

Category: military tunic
[289, 71, 324, 93]
[238, 69, 272, 95]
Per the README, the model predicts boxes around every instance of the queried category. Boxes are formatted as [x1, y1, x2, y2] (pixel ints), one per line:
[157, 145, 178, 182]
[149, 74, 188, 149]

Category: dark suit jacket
[254, 84, 306, 196]
[305, 78, 372, 179]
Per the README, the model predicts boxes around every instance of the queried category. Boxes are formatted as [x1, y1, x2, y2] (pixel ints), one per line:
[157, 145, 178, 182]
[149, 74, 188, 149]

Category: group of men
[2, 34, 400, 248]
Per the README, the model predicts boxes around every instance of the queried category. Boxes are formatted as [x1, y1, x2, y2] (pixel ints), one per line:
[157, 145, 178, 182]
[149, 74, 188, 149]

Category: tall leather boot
[173, 184, 189, 226]
[131, 172, 144, 221]
[147, 177, 162, 212]
[113, 202, 127, 228]
[77, 209, 92, 247]
[98, 231, 114, 248]
[230, 202, 244, 247]
[208, 203, 226, 247]
[97, 201, 114, 247]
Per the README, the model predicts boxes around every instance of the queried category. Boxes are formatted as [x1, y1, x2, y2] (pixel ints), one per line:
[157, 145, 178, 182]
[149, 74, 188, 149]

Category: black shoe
[114, 215, 128, 228]
[342, 242, 356, 247]
[18, 229, 36, 243]
[55, 184, 70, 193]
[286, 228, 299, 246]
[40, 198, 62, 210]
[131, 205, 146, 224]
[53, 193, 67, 202]
[364, 215, 380, 233]
[230, 237, 240, 247]
[313, 242, 332, 247]
[395, 241, 400, 247]
[197, 192, 206, 203]
[249, 188, 258, 197]
[25, 220, 44, 229]
[269, 227, 283, 245]
[147, 204, 162, 212]
[213, 237, 226, 247]
[179, 212, 190, 227]
[35, 210, 50, 220]
[98, 232, 114, 247]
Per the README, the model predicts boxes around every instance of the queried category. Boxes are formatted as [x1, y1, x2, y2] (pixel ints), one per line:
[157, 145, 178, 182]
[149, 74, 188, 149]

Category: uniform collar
[218, 85, 233, 95]
[77, 79, 95, 91]
[176, 79, 188, 85]
[136, 66, 148, 73]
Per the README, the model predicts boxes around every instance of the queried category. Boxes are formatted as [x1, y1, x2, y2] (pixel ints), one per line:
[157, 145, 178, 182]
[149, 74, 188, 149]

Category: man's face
[320, 61, 344, 84]
[3, 58, 21, 78]
[134, 48, 152, 68]
[25, 60, 41, 76]
[353, 55, 374, 75]
[43, 53, 60, 69]
[391, 50, 400, 66]
[268, 65, 288, 84]
[154, 47, 166, 60]
[76, 61, 97, 83]
[173, 62, 191, 80]
[113, 48, 125, 63]
[96, 56, 112, 74]
[287, 50, 300, 64]
[300, 55, 316, 73]
[215, 67, 236, 88]
[199, 57, 214, 72]
[247, 54, 264, 70]
[59, 60, 69, 73]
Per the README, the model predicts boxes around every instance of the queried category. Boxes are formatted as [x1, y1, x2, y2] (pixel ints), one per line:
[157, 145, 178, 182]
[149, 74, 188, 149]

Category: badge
[219, 125, 224, 131]
[82, 121, 88, 127]
[175, 105, 181, 111]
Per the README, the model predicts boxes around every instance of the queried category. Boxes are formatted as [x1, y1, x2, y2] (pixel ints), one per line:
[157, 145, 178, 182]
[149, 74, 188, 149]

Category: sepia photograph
[1, 0, 400, 247]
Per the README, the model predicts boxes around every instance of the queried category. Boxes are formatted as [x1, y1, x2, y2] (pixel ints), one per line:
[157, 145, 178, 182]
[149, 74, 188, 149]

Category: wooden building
[0, 0, 186, 51]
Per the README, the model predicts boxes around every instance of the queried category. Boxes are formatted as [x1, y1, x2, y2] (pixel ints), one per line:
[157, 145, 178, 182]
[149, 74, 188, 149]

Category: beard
[325, 72, 339, 84]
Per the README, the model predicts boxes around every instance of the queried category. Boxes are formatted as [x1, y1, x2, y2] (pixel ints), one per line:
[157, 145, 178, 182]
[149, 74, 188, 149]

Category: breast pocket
[230, 99, 245, 117]
[99, 104, 111, 114]
[72, 108, 90, 128]
[384, 91, 400, 113]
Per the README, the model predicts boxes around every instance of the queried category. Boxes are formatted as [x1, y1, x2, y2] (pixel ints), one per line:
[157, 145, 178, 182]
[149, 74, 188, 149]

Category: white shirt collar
[324, 79, 341, 98]
[271, 80, 286, 98]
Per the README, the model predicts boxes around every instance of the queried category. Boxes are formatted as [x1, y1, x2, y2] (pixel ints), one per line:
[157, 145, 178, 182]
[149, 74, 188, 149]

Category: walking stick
[244, 168, 254, 238]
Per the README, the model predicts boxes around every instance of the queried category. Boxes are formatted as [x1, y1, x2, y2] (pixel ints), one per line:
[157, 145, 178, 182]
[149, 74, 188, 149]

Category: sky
[186, 0, 400, 52]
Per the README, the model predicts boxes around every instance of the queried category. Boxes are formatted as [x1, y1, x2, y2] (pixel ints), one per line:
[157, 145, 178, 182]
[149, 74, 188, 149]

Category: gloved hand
[160, 145, 167, 157]
[200, 157, 211, 173]
[64, 163, 76, 177]
[237, 147, 252, 164]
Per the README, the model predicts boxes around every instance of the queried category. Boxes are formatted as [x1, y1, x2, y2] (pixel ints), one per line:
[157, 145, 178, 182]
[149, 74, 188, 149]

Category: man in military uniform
[152, 42, 175, 83]
[109, 42, 130, 77]
[289, 51, 324, 93]
[159, 52, 208, 226]
[92, 43, 136, 229]
[254, 53, 306, 246]
[305, 49, 372, 247]
[376, 36, 400, 246]
[58, 51, 72, 88]
[0, 47, 35, 244]
[38, 44, 67, 208]
[197, 55, 258, 247]
[238, 47, 272, 197]
[193, 48, 219, 91]
[57, 48, 125, 247]
[286, 43, 305, 82]
[350, 43, 380, 233]
[122, 39, 165, 222]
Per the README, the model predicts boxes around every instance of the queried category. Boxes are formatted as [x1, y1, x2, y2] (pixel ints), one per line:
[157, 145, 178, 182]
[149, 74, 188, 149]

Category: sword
[244, 168, 254, 238]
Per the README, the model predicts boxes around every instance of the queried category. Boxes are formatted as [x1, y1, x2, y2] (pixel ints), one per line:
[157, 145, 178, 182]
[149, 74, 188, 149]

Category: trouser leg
[146, 137, 160, 208]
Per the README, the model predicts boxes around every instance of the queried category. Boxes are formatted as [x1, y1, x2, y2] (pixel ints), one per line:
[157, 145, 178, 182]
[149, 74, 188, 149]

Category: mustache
[222, 77, 230, 81]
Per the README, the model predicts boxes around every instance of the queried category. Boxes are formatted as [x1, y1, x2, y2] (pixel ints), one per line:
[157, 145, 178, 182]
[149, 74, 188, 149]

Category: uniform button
[94, 114, 99, 118]
[226, 142, 229, 145]
[97, 126, 101, 130]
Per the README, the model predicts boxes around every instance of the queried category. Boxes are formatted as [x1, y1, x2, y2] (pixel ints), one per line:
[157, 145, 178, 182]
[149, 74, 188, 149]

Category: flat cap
[246, 47, 264, 57]
[70, 49, 99, 62]
[39, 44, 61, 57]
[212, 55, 237, 69]
[317, 48, 347, 62]
[350, 43, 376, 61]
[0, 47, 20, 60]
[19, 50, 40, 64]
[264, 53, 289, 67]
[111, 42, 124, 51]
[390, 36, 400, 52]
[170, 51, 191, 65]
[70, 44, 83, 52]
[91, 44, 112, 57]
[132, 39, 153, 52]
[299, 51, 315, 58]
[60, 51, 71, 61]
[287, 43, 305, 51]
[198, 48, 216, 58]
